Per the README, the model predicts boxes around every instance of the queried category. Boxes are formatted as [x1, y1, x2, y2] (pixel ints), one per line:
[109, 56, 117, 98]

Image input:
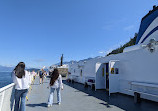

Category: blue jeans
[14, 89, 28, 111]
[48, 87, 61, 105]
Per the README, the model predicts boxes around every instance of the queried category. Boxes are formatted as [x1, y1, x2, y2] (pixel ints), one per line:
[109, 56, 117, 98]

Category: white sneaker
[47, 104, 52, 107]
[57, 103, 61, 105]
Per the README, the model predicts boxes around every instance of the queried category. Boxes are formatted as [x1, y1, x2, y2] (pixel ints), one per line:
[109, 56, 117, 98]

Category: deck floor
[26, 77, 158, 111]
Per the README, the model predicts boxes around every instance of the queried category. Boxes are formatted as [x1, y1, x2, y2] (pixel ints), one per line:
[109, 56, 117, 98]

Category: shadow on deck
[26, 103, 47, 108]
[63, 80, 158, 111]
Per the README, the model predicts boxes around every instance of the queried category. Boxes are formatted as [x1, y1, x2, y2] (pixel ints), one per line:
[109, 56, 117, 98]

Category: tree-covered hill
[106, 33, 137, 56]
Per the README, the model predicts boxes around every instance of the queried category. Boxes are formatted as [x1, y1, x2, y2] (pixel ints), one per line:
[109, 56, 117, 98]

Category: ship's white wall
[69, 44, 158, 101]
[70, 45, 158, 83]
[95, 63, 105, 89]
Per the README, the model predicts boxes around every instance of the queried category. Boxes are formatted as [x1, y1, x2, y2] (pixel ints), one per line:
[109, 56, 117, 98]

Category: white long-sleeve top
[12, 70, 31, 90]
[50, 75, 63, 89]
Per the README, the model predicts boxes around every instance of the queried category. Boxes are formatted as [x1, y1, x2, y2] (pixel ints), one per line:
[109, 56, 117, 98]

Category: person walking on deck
[39, 69, 44, 84]
[12, 62, 31, 111]
[47, 68, 63, 107]
[32, 70, 36, 80]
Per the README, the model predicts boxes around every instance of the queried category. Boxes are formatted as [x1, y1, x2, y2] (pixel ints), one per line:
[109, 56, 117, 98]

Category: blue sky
[0, 0, 157, 68]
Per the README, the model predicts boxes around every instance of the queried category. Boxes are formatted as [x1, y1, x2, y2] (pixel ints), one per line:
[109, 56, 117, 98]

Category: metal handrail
[0, 83, 15, 93]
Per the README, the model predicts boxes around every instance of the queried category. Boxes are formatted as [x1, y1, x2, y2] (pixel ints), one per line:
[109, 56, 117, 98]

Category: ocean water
[0, 72, 12, 88]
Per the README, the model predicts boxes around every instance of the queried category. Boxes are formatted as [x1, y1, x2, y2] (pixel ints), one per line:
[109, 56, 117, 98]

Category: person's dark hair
[50, 68, 59, 86]
[14, 62, 25, 78]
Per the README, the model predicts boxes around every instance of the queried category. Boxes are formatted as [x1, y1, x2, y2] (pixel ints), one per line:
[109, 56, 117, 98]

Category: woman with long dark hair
[12, 62, 31, 111]
[47, 68, 63, 107]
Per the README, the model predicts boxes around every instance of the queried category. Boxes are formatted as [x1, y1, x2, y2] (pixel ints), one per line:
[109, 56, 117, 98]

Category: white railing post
[0, 91, 5, 111]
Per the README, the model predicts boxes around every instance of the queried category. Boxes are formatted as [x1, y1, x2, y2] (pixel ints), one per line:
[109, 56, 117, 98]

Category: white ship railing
[0, 83, 15, 111]
[0, 71, 36, 111]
